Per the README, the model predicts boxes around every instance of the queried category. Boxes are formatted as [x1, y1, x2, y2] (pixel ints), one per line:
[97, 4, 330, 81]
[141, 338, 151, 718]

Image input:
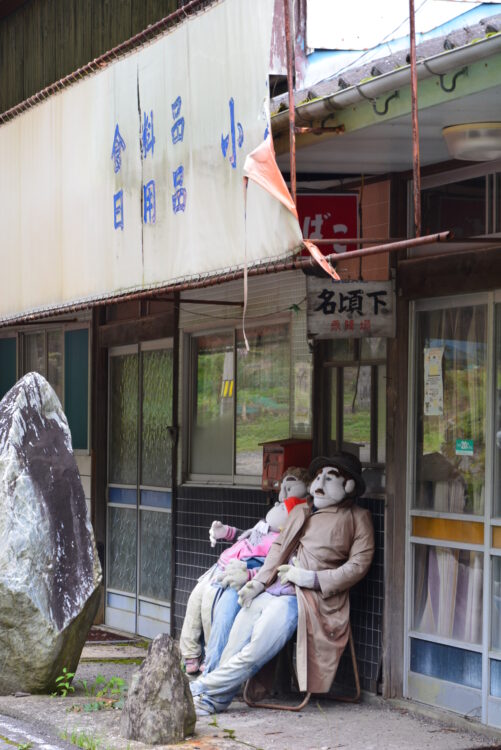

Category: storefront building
[2, 0, 501, 729]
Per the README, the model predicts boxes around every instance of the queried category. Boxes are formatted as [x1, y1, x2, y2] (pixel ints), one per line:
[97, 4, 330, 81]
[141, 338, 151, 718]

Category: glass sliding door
[106, 340, 174, 637]
[407, 295, 501, 724]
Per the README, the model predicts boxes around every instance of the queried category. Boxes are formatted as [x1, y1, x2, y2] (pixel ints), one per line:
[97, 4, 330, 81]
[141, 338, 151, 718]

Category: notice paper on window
[424, 346, 444, 416]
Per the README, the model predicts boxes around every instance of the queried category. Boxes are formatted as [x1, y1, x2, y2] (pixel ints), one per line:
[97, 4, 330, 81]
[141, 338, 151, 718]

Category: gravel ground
[0, 643, 500, 750]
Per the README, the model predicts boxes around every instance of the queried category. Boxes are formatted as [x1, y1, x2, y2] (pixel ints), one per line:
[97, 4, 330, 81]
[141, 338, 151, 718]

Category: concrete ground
[1, 638, 501, 750]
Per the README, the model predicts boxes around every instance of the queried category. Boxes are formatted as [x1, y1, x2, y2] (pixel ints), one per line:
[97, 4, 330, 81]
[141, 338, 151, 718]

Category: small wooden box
[261, 438, 313, 492]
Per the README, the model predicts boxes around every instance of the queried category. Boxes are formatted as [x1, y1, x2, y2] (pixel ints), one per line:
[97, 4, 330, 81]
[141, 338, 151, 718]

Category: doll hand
[220, 560, 249, 590]
[236, 528, 252, 541]
[209, 521, 230, 547]
[277, 557, 316, 589]
[237, 520, 268, 541]
[238, 580, 265, 608]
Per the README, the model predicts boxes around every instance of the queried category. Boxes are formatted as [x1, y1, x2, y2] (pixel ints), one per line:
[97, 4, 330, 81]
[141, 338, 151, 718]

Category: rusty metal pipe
[324, 231, 451, 261]
[0, 231, 453, 327]
[409, 0, 422, 237]
[284, 0, 297, 206]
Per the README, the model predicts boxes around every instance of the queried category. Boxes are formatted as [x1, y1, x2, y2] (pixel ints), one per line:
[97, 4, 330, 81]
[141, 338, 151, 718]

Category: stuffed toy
[190, 452, 374, 715]
[179, 467, 309, 674]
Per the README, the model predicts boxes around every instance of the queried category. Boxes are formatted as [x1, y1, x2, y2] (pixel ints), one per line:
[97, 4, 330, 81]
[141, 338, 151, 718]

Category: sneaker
[193, 694, 216, 717]
[184, 657, 201, 674]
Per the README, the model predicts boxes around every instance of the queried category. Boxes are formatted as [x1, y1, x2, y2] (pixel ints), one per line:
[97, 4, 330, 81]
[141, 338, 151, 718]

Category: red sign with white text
[297, 193, 358, 256]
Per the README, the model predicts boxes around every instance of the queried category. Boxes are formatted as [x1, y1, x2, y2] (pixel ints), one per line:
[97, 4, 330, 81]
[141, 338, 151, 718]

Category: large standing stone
[0, 372, 102, 694]
[121, 635, 196, 745]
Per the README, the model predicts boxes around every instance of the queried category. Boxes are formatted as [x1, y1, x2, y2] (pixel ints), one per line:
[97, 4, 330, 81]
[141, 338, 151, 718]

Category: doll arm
[209, 521, 240, 547]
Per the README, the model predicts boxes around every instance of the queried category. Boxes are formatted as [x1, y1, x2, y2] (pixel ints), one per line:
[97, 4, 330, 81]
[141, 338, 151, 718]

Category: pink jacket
[218, 532, 279, 570]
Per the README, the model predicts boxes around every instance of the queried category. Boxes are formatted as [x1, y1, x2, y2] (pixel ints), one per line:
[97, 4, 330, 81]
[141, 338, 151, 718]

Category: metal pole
[284, 0, 297, 206]
[409, 0, 421, 237]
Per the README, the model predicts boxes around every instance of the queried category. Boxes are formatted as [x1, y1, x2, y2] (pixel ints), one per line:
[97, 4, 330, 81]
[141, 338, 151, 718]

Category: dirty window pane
[139, 509, 171, 602]
[108, 507, 137, 594]
[421, 176, 486, 238]
[191, 333, 233, 475]
[235, 324, 290, 476]
[141, 349, 173, 487]
[414, 305, 486, 514]
[343, 366, 371, 463]
[109, 354, 138, 486]
[493, 304, 501, 517]
[413, 544, 483, 644]
[377, 365, 386, 464]
[24, 332, 46, 378]
[47, 330, 64, 405]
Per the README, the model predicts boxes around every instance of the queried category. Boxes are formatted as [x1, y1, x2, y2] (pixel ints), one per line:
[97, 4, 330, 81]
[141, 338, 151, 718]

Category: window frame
[17, 320, 91, 454]
[185, 315, 293, 486]
[323, 338, 387, 469]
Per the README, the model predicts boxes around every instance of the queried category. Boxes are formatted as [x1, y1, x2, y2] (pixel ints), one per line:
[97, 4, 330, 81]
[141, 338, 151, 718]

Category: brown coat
[253, 499, 375, 693]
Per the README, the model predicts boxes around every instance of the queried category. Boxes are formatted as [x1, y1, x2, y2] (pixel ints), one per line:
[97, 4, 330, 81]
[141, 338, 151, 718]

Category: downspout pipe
[271, 33, 501, 132]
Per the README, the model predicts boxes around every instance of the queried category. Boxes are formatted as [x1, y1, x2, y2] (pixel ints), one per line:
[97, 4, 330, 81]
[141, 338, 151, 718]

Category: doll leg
[203, 587, 241, 674]
[179, 578, 211, 662]
[191, 593, 298, 714]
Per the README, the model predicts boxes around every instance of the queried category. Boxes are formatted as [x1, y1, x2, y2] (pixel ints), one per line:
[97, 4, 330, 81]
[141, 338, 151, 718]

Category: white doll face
[278, 474, 307, 503]
[310, 466, 355, 509]
[265, 501, 289, 532]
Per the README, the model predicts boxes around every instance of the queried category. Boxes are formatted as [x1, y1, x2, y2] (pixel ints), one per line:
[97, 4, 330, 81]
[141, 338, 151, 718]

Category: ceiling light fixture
[443, 122, 501, 161]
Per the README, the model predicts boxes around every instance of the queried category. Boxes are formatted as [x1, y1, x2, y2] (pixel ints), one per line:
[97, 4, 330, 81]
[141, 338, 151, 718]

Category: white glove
[277, 557, 316, 589]
[238, 580, 265, 608]
[209, 520, 230, 547]
[217, 560, 249, 590]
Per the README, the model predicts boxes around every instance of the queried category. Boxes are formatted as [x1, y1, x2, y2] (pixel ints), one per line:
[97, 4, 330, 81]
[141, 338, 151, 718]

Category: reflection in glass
[141, 349, 173, 487]
[47, 330, 64, 404]
[377, 366, 386, 464]
[139, 509, 171, 602]
[24, 332, 46, 378]
[236, 324, 290, 475]
[491, 557, 501, 650]
[421, 176, 486, 238]
[343, 366, 371, 463]
[413, 544, 483, 644]
[326, 338, 356, 362]
[108, 507, 137, 593]
[329, 368, 337, 444]
[414, 305, 486, 514]
[109, 354, 138, 485]
[361, 337, 387, 362]
[191, 333, 233, 475]
[494, 305, 501, 517]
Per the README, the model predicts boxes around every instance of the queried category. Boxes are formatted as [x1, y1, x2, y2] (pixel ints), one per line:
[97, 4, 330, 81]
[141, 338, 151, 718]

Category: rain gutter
[271, 33, 501, 133]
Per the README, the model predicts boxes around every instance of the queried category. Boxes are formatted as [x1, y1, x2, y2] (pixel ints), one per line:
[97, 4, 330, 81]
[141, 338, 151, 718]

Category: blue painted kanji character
[171, 96, 182, 120]
[172, 188, 187, 214]
[111, 124, 126, 173]
[173, 165, 184, 188]
[141, 110, 155, 159]
[171, 117, 185, 144]
[113, 189, 124, 230]
[143, 180, 156, 224]
[221, 98, 244, 169]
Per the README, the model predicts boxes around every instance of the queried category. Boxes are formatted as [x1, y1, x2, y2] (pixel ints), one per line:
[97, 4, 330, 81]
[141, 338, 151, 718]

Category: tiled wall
[173, 485, 384, 694]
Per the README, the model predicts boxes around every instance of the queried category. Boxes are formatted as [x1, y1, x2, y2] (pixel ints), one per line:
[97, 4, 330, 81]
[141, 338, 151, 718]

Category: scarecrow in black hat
[190, 451, 374, 716]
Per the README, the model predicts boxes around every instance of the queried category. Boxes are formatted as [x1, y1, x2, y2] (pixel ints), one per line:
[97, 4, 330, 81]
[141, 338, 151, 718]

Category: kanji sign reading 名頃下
[307, 278, 395, 339]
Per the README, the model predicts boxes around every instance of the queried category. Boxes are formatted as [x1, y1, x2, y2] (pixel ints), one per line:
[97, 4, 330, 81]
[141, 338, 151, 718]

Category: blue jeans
[191, 592, 298, 713]
[203, 587, 241, 674]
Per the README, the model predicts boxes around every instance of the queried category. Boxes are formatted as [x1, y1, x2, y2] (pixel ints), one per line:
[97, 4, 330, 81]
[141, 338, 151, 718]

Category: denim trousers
[190, 592, 298, 713]
[203, 587, 241, 673]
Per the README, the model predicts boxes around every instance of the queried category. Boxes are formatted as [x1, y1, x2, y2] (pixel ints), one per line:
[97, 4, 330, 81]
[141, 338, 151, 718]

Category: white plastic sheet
[0, 0, 302, 321]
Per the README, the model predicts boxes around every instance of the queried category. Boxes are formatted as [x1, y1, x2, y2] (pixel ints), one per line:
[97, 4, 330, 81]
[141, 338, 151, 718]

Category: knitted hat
[309, 452, 365, 498]
[284, 496, 308, 514]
